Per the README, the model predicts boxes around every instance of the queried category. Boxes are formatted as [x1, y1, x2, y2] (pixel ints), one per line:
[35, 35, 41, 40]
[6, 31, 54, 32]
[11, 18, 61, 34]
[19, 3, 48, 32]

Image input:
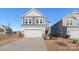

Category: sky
[0, 8, 79, 31]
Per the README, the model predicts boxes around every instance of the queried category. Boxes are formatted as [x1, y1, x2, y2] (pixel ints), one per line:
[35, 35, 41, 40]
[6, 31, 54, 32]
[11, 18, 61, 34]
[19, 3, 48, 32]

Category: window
[40, 19, 43, 24]
[67, 31, 70, 34]
[35, 19, 39, 24]
[25, 19, 28, 24]
[29, 19, 32, 24]
[67, 21, 72, 25]
[70, 21, 72, 25]
[78, 21, 79, 25]
[68, 31, 70, 33]
[67, 21, 69, 25]
[67, 22, 69, 25]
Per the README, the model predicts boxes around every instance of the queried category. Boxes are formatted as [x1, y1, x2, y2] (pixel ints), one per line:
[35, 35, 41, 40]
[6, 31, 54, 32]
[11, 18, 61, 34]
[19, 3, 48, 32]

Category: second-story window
[67, 21, 69, 25]
[78, 21, 79, 25]
[67, 21, 72, 25]
[40, 19, 43, 24]
[35, 19, 39, 24]
[29, 19, 32, 24]
[70, 21, 72, 25]
[25, 19, 28, 24]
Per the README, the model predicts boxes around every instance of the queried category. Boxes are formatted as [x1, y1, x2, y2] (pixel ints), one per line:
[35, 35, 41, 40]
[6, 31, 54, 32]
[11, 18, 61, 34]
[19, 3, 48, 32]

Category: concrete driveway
[0, 38, 47, 51]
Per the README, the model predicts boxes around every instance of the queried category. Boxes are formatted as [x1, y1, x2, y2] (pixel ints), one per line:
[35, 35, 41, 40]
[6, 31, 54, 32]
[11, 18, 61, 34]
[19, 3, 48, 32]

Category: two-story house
[21, 9, 47, 38]
[51, 10, 79, 39]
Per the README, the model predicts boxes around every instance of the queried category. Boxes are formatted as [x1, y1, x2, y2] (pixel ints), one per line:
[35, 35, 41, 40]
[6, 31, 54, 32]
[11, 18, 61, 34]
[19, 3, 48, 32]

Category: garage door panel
[69, 31, 79, 38]
[24, 29, 42, 37]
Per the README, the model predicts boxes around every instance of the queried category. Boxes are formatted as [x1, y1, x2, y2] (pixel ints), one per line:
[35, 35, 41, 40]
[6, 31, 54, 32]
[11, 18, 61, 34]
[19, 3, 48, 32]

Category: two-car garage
[69, 30, 79, 38]
[67, 28, 79, 38]
[23, 29, 43, 38]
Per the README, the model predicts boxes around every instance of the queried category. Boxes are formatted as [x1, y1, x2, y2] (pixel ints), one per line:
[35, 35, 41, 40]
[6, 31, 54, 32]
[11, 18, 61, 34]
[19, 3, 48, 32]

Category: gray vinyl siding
[21, 24, 46, 28]
[51, 20, 62, 36]
[51, 20, 67, 36]
[62, 26, 67, 36]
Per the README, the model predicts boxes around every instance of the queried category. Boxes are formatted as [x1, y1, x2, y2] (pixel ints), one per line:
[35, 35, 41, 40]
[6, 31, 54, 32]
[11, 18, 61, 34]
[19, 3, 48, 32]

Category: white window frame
[77, 21, 79, 25]
[24, 18, 28, 24]
[67, 20, 72, 26]
[24, 18, 32, 24]
[40, 18, 43, 24]
[35, 18, 40, 24]
[70, 21, 72, 25]
[67, 21, 69, 25]
[22, 18, 24, 25]
[43, 18, 46, 24]
[28, 18, 32, 24]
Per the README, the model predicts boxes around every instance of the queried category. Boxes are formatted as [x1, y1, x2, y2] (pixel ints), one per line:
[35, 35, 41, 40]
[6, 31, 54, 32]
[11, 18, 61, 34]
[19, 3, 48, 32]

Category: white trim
[25, 18, 29, 24]
[66, 20, 72, 26]
[28, 18, 29, 24]
[22, 18, 24, 25]
[35, 18, 45, 24]
[21, 8, 46, 17]
[39, 18, 41, 24]
[23, 18, 33, 24]
[40, 18, 44, 24]
[35, 18, 40, 24]
[43, 18, 46, 24]
[28, 18, 32, 24]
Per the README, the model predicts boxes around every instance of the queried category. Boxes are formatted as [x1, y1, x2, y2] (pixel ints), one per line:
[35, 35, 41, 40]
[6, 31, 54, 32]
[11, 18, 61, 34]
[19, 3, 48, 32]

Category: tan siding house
[21, 8, 47, 38]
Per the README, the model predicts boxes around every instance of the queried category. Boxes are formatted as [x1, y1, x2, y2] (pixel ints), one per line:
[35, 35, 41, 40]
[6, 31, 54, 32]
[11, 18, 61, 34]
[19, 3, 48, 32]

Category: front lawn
[44, 38, 79, 51]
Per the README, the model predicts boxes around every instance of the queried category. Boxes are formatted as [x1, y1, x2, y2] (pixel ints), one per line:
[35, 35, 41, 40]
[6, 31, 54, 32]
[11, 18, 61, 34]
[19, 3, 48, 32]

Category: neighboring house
[21, 8, 48, 38]
[51, 10, 79, 39]
[45, 21, 52, 35]
[0, 25, 12, 35]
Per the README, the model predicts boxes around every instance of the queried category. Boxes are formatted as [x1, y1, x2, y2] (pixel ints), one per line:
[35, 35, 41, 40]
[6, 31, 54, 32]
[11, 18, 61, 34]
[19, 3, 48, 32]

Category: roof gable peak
[22, 8, 46, 17]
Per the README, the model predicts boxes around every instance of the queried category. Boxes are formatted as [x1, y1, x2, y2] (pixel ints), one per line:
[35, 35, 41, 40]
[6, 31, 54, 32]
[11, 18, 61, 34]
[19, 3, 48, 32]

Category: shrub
[62, 35, 70, 38]
[52, 34, 59, 37]
[43, 37, 46, 40]
[72, 40, 78, 44]
[49, 33, 53, 40]
[45, 30, 49, 34]
[43, 36, 50, 40]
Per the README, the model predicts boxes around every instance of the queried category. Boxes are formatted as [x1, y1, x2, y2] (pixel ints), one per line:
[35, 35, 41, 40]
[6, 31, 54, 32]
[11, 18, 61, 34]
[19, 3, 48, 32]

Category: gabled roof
[71, 10, 79, 14]
[1, 25, 12, 30]
[0, 25, 12, 32]
[63, 10, 79, 20]
[22, 8, 46, 17]
[0, 28, 4, 32]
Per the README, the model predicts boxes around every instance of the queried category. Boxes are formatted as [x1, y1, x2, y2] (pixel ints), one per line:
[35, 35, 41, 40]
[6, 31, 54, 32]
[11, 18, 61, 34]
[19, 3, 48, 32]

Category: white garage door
[24, 29, 43, 37]
[69, 31, 79, 38]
